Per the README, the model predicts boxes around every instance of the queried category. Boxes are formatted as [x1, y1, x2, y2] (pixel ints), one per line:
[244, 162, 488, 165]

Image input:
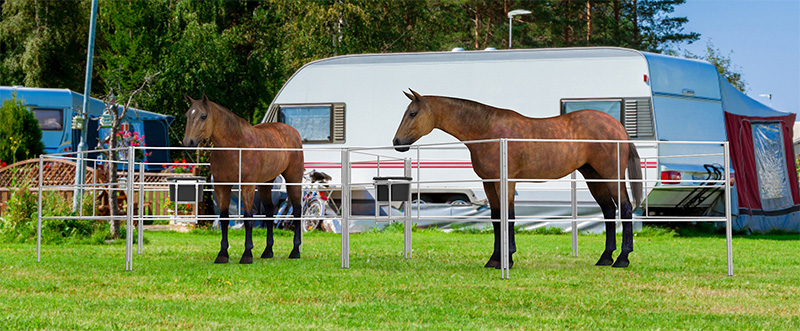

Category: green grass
[1, 227, 799, 330]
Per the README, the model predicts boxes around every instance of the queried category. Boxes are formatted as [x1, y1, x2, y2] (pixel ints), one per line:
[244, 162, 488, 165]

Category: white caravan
[262, 47, 740, 227]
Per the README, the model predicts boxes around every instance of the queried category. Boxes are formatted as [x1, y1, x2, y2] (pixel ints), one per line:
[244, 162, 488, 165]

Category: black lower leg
[485, 221, 501, 268]
[595, 218, 617, 266]
[261, 220, 274, 258]
[613, 202, 634, 268]
[215, 211, 230, 264]
[485, 209, 516, 269]
[288, 205, 302, 259]
[240, 215, 254, 264]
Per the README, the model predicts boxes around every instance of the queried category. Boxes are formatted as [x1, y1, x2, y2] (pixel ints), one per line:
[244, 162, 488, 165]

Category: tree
[0, 0, 89, 90]
[98, 74, 155, 239]
[685, 40, 747, 92]
[0, 92, 44, 164]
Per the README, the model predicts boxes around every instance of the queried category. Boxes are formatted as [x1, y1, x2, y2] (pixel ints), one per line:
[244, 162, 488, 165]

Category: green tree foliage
[685, 40, 747, 92]
[0, 93, 43, 163]
[0, 0, 89, 90]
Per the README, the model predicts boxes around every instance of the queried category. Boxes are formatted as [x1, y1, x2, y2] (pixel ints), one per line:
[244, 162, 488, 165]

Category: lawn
[1, 227, 798, 330]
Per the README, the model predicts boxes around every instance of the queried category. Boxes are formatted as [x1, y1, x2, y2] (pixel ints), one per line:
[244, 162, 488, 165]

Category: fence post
[126, 146, 134, 271]
[37, 156, 43, 263]
[724, 142, 733, 276]
[404, 158, 412, 259]
[340, 149, 350, 269]
[499, 139, 510, 279]
[138, 161, 144, 255]
[571, 171, 578, 257]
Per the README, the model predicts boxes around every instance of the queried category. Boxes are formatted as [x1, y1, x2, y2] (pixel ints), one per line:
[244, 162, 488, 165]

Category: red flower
[0, 162, 7, 168]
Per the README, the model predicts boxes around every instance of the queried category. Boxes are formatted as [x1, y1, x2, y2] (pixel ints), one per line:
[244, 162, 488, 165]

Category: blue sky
[672, 0, 800, 114]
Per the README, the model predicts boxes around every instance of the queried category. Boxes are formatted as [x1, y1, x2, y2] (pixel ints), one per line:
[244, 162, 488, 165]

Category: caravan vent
[332, 103, 346, 143]
[265, 104, 279, 123]
[624, 98, 654, 139]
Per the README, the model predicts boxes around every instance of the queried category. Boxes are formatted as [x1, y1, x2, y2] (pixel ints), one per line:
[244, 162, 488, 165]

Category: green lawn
[1, 227, 798, 330]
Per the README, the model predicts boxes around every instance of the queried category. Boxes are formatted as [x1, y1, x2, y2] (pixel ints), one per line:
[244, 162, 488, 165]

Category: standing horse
[393, 90, 642, 268]
[182, 93, 305, 264]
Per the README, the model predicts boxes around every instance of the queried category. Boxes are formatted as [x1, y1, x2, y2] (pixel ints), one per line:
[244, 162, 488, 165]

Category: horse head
[393, 89, 436, 152]
[182, 93, 215, 147]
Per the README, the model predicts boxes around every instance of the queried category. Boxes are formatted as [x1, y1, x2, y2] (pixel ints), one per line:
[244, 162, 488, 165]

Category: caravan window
[33, 109, 63, 130]
[561, 100, 622, 121]
[279, 105, 332, 143]
[274, 103, 346, 144]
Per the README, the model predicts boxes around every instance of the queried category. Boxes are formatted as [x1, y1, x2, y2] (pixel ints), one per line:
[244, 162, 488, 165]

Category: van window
[562, 100, 622, 121]
[33, 109, 63, 130]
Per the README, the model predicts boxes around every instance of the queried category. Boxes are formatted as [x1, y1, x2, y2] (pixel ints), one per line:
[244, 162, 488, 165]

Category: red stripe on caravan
[304, 161, 474, 169]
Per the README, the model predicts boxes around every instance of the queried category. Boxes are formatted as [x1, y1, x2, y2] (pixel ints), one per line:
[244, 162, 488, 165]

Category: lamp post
[758, 93, 773, 107]
[73, 0, 99, 212]
[508, 9, 532, 49]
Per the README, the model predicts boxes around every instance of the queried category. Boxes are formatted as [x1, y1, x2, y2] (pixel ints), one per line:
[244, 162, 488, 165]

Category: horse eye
[409, 111, 417, 118]
[201, 114, 207, 120]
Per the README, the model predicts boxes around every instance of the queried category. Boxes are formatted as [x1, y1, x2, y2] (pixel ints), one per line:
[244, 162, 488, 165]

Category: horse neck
[208, 104, 253, 147]
[429, 97, 523, 142]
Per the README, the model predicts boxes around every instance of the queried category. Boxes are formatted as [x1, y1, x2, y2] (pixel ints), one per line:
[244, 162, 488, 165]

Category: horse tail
[627, 142, 643, 207]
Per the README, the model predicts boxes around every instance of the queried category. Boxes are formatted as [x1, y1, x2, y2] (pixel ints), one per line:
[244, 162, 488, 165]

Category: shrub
[0, 93, 44, 164]
[1, 181, 105, 244]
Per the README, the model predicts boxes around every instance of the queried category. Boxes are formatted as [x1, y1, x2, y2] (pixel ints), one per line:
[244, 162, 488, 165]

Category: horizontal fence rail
[34, 139, 732, 278]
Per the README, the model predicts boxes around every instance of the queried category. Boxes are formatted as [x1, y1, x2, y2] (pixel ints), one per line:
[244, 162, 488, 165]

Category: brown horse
[182, 93, 305, 264]
[393, 90, 642, 268]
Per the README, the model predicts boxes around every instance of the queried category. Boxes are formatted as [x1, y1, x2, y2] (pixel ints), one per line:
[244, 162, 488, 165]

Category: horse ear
[409, 89, 422, 102]
[201, 92, 209, 103]
[403, 91, 414, 101]
[183, 94, 193, 104]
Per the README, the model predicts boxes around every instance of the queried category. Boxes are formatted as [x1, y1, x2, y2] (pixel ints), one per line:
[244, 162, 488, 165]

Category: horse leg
[214, 185, 232, 264]
[612, 200, 634, 268]
[602, 178, 634, 268]
[239, 185, 256, 264]
[483, 182, 516, 269]
[258, 182, 275, 259]
[580, 167, 619, 266]
[287, 182, 303, 259]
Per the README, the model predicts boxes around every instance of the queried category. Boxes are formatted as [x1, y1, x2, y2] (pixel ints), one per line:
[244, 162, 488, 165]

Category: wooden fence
[0, 158, 199, 217]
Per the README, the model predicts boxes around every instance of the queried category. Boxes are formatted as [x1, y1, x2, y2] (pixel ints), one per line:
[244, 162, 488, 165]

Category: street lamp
[759, 93, 773, 107]
[508, 9, 532, 49]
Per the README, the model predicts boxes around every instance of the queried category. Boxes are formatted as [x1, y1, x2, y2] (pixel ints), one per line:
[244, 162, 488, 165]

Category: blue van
[0, 86, 174, 170]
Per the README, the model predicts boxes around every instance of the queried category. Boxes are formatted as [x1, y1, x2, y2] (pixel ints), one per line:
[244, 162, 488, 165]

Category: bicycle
[276, 170, 339, 232]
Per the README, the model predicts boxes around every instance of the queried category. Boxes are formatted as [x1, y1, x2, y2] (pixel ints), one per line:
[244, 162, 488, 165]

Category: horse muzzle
[183, 138, 198, 147]
[393, 138, 410, 152]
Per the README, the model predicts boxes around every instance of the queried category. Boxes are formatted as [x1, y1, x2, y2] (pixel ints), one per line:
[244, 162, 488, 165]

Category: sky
[672, 0, 800, 115]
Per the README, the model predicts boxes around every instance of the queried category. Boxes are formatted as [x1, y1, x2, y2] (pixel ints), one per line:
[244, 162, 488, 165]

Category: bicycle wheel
[301, 199, 324, 232]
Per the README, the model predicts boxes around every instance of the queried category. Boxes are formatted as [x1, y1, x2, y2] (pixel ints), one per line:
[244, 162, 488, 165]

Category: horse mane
[207, 100, 250, 127]
[430, 96, 518, 131]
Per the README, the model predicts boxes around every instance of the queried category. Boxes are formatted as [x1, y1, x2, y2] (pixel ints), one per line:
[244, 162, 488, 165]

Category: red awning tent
[722, 77, 800, 232]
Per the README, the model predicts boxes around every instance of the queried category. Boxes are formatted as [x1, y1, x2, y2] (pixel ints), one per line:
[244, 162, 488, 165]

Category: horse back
[253, 122, 303, 148]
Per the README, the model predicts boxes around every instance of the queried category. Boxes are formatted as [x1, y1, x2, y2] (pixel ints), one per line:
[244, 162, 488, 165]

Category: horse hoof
[288, 250, 301, 259]
[239, 255, 253, 264]
[214, 254, 229, 264]
[260, 249, 274, 259]
[484, 259, 500, 268]
[595, 251, 614, 266]
[612, 257, 630, 268]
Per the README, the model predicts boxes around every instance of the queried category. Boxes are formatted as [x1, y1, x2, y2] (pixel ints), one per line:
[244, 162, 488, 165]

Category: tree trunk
[586, 1, 592, 41]
[108, 127, 121, 239]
